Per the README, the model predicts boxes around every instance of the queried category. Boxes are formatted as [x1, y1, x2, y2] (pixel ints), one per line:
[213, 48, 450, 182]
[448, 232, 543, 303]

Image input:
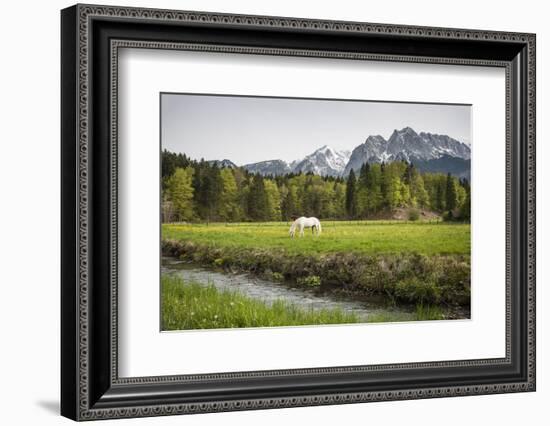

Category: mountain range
[209, 127, 471, 179]
[343, 127, 470, 178]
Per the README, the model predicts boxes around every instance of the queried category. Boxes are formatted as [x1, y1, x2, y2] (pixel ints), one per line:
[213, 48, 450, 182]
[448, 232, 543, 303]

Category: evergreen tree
[200, 164, 223, 221]
[306, 175, 326, 218]
[281, 186, 298, 220]
[403, 162, 413, 185]
[359, 163, 370, 187]
[400, 180, 411, 206]
[446, 172, 458, 212]
[162, 150, 190, 188]
[365, 164, 383, 214]
[247, 174, 269, 220]
[319, 182, 336, 218]
[332, 181, 347, 218]
[191, 160, 206, 218]
[356, 162, 370, 218]
[219, 168, 241, 221]
[455, 184, 466, 210]
[380, 162, 389, 208]
[411, 173, 430, 209]
[165, 167, 194, 221]
[386, 176, 404, 209]
[434, 178, 445, 211]
[459, 187, 471, 221]
[264, 179, 282, 221]
[345, 169, 358, 218]
[291, 174, 306, 214]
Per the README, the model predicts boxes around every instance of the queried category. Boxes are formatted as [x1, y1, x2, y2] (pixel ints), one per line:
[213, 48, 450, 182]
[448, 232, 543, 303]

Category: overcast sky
[161, 93, 471, 165]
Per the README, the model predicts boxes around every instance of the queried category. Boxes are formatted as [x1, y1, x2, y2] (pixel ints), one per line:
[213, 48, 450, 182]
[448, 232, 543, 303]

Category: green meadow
[161, 220, 470, 329]
[162, 221, 470, 256]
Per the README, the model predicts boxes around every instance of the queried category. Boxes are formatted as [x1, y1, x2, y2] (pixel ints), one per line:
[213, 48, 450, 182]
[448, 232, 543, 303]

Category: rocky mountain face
[243, 146, 350, 177]
[236, 127, 470, 178]
[242, 159, 292, 176]
[343, 127, 470, 178]
[291, 145, 351, 177]
[207, 159, 238, 168]
[342, 135, 387, 176]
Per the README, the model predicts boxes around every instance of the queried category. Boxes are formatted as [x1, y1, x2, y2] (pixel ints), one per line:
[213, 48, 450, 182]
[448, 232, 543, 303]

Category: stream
[162, 257, 415, 322]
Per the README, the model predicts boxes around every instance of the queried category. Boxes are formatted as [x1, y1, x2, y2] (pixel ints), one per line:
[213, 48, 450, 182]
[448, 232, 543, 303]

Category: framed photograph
[61, 4, 536, 421]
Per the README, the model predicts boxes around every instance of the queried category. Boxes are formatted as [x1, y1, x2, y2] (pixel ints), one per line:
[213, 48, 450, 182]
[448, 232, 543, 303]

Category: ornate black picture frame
[61, 4, 536, 421]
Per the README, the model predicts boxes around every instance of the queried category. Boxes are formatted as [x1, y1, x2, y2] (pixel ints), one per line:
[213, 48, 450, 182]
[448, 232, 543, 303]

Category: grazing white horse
[289, 216, 322, 238]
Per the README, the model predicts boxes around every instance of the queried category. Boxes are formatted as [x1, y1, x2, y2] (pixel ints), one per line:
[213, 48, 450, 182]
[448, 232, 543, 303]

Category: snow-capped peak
[291, 145, 351, 176]
[344, 127, 471, 176]
[242, 127, 470, 178]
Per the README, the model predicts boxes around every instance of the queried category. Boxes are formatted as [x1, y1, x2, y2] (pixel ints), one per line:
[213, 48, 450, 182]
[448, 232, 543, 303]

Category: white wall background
[0, 0, 546, 424]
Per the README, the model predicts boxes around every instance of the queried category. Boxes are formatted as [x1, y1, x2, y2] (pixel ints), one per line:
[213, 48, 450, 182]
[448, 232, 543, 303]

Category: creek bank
[162, 259, 418, 323]
[162, 239, 471, 309]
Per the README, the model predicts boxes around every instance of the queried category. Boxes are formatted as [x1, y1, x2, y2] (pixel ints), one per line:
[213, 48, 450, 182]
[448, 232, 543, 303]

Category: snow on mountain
[233, 127, 470, 178]
[207, 159, 238, 168]
[242, 159, 292, 176]
[292, 145, 351, 177]
[344, 127, 470, 176]
[343, 135, 387, 176]
[418, 131, 471, 160]
[243, 145, 350, 177]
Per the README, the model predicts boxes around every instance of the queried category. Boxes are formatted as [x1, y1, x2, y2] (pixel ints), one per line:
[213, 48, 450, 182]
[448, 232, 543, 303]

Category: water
[162, 257, 414, 322]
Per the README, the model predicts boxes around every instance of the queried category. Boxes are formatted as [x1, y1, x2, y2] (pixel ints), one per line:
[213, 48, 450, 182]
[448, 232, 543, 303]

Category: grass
[366, 305, 445, 323]
[162, 240, 471, 306]
[161, 219, 470, 320]
[161, 274, 360, 330]
[162, 220, 470, 256]
[415, 303, 445, 321]
[161, 275, 454, 330]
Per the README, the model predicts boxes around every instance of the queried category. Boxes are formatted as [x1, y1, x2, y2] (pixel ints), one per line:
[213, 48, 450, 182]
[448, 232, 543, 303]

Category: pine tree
[386, 176, 403, 209]
[434, 178, 445, 211]
[365, 164, 382, 214]
[411, 173, 430, 209]
[446, 172, 458, 213]
[332, 181, 346, 218]
[219, 168, 240, 221]
[356, 162, 370, 218]
[191, 160, 206, 218]
[345, 169, 358, 218]
[165, 167, 195, 221]
[403, 162, 413, 185]
[247, 174, 269, 220]
[281, 186, 297, 220]
[264, 179, 282, 221]
[459, 187, 471, 221]
[201, 164, 223, 221]
[380, 162, 389, 209]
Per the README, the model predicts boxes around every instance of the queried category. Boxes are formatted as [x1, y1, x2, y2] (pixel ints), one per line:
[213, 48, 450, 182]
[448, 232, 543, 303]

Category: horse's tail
[317, 220, 322, 235]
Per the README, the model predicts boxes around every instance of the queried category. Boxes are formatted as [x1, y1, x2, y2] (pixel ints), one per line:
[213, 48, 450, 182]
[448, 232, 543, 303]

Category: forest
[161, 150, 471, 223]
